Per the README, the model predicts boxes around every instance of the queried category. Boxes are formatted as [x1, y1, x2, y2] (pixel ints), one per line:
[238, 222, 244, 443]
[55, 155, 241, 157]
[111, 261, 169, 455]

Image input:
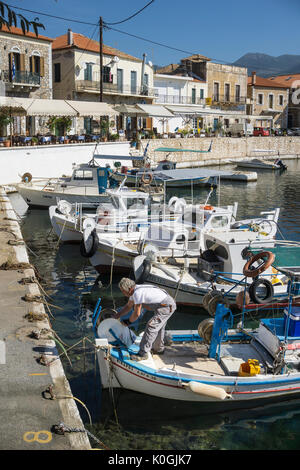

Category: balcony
[211, 94, 247, 110]
[1, 70, 40, 87]
[154, 93, 206, 106]
[75, 80, 155, 97]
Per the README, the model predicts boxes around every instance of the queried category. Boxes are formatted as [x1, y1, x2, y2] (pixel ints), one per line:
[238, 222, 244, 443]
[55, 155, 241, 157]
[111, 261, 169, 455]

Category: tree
[0, 2, 45, 35]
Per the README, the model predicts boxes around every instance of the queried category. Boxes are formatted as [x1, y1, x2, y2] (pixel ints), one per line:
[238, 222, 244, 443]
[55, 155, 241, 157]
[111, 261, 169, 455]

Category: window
[257, 93, 263, 105]
[117, 69, 123, 92]
[269, 94, 274, 109]
[200, 89, 204, 99]
[84, 63, 93, 81]
[54, 63, 61, 82]
[225, 83, 230, 101]
[235, 84, 241, 102]
[30, 55, 40, 75]
[131, 71, 137, 94]
[192, 88, 196, 104]
[279, 95, 284, 106]
[73, 170, 93, 180]
[103, 66, 112, 83]
[213, 82, 219, 101]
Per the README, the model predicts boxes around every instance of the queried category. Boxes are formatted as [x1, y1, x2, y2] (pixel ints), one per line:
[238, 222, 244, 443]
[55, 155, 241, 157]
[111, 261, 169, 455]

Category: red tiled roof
[268, 74, 300, 88]
[247, 75, 289, 89]
[52, 32, 141, 62]
[0, 24, 53, 42]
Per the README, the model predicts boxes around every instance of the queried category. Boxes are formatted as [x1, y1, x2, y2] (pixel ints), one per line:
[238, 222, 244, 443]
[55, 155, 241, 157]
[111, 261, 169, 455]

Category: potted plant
[47, 116, 72, 142]
[100, 118, 112, 141]
[31, 136, 38, 145]
[0, 109, 13, 145]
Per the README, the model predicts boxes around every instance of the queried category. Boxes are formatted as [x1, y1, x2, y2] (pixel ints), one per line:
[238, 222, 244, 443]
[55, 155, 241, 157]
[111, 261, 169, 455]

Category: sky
[6, 0, 300, 67]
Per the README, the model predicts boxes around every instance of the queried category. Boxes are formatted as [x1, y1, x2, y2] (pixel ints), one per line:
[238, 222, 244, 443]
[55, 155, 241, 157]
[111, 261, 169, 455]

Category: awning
[67, 100, 117, 117]
[165, 105, 205, 116]
[24, 99, 77, 116]
[136, 104, 174, 118]
[0, 97, 27, 115]
[113, 104, 148, 115]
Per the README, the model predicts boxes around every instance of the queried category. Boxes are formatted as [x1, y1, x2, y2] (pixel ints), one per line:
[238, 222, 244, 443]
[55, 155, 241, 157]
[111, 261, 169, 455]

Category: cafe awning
[0, 97, 27, 115]
[114, 104, 148, 115]
[67, 100, 117, 116]
[24, 99, 77, 116]
[136, 104, 174, 118]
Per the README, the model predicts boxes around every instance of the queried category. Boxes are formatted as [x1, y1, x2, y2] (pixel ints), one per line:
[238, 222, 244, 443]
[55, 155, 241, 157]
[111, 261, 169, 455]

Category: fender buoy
[203, 205, 214, 211]
[243, 251, 275, 278]
[141, 172, 153, 185]
[135, 258, 151, 284]
[168, 196, 179, 211]
[80, 228, 98, 258]
[249, 278, 274, 304]
[21, 172, 32, 183]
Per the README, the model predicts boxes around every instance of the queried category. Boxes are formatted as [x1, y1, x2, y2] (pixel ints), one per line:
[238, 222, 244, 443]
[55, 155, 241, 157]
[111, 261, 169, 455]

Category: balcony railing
[154, 93, 206, 106]
[211, 94, 247, 105]
[1, 70, 40, 86]
[75, 80, 155, 97]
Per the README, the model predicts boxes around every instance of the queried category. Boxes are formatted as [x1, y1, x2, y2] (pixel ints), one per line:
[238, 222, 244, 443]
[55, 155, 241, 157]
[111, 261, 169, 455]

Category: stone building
[268, 73, 300, 128]
[52, 29, 155, 135]
[0, 25, 53, 99]
[247, 72, 289, 129]
[154, 55, 248, 134]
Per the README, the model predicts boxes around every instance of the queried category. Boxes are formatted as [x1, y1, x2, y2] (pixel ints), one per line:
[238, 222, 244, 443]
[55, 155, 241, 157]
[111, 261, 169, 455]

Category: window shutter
[30, 56, 35, 73]
[20, 54, 25, 71]
[40, 57, 45, 77]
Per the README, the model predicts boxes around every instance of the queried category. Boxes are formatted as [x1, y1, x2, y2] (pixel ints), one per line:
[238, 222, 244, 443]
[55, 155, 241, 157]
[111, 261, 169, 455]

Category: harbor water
[9, 158, 300, 451]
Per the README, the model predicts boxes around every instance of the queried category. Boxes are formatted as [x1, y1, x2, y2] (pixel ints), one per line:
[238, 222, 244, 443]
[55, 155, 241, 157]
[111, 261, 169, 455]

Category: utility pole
[99, 16, 103, 102]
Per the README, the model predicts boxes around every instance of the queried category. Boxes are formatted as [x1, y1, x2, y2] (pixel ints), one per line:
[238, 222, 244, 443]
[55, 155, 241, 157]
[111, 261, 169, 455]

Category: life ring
[243, 251, 275, 278]
[80, 228, 98, 258]
[249, 278, 274, 304]
[135, 258, 151, 284]
[21, 172, 32, 183]
[141, 172, 153, 184]
[168, 196, 179, 211]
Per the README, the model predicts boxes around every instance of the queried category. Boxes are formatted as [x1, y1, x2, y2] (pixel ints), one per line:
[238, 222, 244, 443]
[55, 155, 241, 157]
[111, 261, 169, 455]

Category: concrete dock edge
[0, 187, 91, 450]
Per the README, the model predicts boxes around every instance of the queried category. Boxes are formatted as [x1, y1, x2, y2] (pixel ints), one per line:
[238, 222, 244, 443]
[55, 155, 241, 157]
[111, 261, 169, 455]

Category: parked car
[289, 128, 300, 136]
[272, 128, 284, 136]
[226, 123, 253, 137]
[253, 127, 270, 136]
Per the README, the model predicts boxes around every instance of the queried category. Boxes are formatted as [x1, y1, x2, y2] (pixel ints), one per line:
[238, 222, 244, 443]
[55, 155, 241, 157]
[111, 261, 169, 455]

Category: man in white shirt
[115, 278, 176, 361]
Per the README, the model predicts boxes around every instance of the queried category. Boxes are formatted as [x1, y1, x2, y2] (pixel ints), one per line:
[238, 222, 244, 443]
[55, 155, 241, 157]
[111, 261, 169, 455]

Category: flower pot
[4, 140, 11, 147]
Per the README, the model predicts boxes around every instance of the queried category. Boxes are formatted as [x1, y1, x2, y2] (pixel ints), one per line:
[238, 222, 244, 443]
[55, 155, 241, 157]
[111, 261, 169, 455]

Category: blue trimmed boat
[94, 266, 300, 407]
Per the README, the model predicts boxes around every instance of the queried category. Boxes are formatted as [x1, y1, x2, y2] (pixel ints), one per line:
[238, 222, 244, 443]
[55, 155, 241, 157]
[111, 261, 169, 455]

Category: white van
[227, 123, 253, 137]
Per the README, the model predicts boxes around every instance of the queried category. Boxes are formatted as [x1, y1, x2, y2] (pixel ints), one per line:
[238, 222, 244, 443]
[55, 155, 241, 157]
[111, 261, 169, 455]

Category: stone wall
[143, 136, 300, 166]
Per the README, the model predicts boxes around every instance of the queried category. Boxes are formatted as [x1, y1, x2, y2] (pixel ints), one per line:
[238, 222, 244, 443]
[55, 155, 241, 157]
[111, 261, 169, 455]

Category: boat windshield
[123, 197, 147, 210]
[73, 170, 94, 180]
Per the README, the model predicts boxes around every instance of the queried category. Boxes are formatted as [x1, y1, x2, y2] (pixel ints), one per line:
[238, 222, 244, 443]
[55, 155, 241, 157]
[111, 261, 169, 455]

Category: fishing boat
[16, 153, 149, 209]
[132, 222, 300, 311]
[82, 198, 240, 274]
[49, 182, 166, 243]
[235, 158, 287, 171]
[93, 260, 300, 408]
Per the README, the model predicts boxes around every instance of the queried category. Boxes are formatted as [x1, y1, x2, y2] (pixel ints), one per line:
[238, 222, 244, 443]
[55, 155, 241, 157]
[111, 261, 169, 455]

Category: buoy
[186, 381, 231, 400]
[235, 290, 250, 310]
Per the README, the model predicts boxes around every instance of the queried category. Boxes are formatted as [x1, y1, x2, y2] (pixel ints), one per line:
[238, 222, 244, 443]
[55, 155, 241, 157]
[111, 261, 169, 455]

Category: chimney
[67, 29, 73, 46]
[252, 71, 256, 85]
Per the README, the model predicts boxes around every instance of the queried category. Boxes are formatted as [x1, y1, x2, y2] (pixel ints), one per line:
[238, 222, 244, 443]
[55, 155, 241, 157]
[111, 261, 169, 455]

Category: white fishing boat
[49, 183, 167, 243]
[235, 158, 287, 171]
[82, 199, 240, 274]
[16, 153, 150, 209]
[94, 259, 300, 407]
[132, 221, 298, 311]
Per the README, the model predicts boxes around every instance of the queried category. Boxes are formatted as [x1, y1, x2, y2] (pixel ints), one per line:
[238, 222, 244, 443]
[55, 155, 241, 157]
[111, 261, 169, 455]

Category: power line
[104, 0, 155, 26]
[5, 3, 97, 26]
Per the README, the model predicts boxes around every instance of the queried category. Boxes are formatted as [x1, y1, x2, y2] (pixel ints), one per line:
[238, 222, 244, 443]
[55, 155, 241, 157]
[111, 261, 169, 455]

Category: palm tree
[0, 2, 44, 35]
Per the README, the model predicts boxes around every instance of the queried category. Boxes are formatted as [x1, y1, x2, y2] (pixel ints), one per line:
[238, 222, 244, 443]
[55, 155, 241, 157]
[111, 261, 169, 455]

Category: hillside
[232, 53, 300, 77]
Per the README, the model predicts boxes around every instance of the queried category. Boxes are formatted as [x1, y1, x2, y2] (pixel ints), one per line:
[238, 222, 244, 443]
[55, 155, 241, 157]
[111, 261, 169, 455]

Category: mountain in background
[232, 53, 300, 77]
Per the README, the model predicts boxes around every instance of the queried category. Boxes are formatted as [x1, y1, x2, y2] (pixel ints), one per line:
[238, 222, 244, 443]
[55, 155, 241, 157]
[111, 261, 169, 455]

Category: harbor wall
[144, 136, 300, 166]
[0, 141, 130, 185]
[0, 189, 91, 449]
[1, 137, 300, 186]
